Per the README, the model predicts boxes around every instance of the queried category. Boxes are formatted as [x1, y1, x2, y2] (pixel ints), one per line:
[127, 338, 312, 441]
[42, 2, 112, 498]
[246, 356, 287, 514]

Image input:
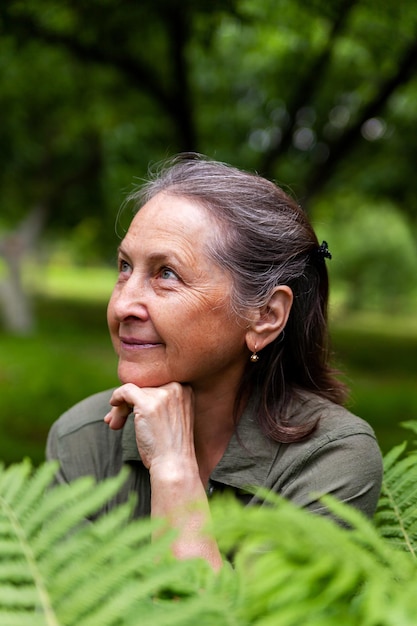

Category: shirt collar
[210, 395, 281, 491]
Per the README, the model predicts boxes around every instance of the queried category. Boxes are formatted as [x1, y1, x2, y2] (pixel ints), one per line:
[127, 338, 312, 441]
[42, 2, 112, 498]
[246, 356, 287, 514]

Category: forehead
[122, 192, 220, 253]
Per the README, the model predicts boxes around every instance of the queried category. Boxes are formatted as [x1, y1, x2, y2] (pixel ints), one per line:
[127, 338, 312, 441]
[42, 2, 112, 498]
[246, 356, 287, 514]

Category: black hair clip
[317, 241, 332, 260]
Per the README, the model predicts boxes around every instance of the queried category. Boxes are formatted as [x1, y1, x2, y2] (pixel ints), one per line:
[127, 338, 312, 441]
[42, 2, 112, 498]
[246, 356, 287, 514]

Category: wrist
[149, 455, 200, 487]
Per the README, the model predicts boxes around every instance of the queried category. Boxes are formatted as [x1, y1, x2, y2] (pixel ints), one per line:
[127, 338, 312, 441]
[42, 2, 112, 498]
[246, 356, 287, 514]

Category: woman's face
[107, 191, 249, 392]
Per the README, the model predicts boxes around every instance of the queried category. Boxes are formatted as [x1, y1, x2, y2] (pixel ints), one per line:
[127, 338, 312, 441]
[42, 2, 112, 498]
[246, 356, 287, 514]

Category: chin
[117, 364, 171, 388]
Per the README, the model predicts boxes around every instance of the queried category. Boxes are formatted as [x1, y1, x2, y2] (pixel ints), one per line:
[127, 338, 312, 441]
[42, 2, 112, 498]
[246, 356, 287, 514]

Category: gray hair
[128, 154, 318, 320]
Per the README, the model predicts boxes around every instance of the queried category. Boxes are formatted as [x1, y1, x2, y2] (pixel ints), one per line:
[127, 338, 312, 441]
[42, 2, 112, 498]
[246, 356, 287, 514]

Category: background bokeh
[1, 0, 416, 463]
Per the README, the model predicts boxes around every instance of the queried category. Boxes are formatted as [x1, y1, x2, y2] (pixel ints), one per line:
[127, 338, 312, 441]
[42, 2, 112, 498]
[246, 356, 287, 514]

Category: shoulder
[291, 391, 377, 442]
[277, 391, 383, 517]
[281, 390, 384, 482]
[50, 389, 115, 439]
[46, 388, 123, 483]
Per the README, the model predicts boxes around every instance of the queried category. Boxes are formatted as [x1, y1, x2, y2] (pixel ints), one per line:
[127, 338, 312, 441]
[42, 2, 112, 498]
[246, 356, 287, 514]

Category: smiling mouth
[119, 338, 162, 350]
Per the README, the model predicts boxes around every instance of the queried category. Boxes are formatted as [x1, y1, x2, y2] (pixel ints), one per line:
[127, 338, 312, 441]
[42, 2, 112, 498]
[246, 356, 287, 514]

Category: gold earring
[250, 351, 259, 363]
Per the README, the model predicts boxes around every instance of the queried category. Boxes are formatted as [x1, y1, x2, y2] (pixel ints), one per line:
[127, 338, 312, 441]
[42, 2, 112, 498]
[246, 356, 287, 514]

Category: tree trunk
[0, 205, 46, 335]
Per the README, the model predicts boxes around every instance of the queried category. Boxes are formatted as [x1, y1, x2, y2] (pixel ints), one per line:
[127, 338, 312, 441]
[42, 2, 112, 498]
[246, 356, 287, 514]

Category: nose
[108, 273, 150, 323]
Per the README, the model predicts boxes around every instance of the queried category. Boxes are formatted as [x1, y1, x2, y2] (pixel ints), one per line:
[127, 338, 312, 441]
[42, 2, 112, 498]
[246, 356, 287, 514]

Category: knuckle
[124, 383, 137, 394]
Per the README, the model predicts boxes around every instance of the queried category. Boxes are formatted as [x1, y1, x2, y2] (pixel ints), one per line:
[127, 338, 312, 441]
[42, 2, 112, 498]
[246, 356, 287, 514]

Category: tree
[0, 0, 416, 331]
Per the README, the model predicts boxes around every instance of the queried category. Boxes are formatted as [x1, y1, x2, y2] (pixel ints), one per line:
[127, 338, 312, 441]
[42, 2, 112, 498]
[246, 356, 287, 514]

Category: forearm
[150, 458, 223, 571]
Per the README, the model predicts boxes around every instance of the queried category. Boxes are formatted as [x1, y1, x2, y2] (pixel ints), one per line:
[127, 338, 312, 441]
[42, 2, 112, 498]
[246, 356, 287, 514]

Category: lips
[119, 336, 162, 350]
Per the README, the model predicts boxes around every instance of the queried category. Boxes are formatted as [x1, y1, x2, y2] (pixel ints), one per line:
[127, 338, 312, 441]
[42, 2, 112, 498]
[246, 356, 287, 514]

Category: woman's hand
[104, 382, 195, 471]
[104, 382, 223, 571]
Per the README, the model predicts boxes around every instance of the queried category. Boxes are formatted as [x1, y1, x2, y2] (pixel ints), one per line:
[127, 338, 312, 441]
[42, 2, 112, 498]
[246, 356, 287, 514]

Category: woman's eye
[118, 259, 131, 273]
[159, 267, 178, 280]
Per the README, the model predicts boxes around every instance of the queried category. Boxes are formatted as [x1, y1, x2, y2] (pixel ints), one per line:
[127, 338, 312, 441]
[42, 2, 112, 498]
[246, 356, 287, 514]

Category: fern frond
[31, 474, 133, 555]
[211, 492, 417, 626]
[375, 440, 417, 557]
[0, 609, 45, 626]
[0, 467, 59, 625]
[4, 433, 417, 626]
[400, 420, 417, 437]
[0, 461, 227, 626]
[0, 459, 33, 503]
[0, 460, 143, 625]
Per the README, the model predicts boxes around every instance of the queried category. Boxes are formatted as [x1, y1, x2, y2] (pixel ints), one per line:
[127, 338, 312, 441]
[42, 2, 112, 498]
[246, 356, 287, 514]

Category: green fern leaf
[4, 425, 417, 626]
[0, 460, 228, 626]
[0, 460, 33, 504]
[400, 421, 417, 436]
[0, 609, 46, 626]
[0, 460, 142, 625]
[375, 440, 417, 557]
[211, 491, 417, 626]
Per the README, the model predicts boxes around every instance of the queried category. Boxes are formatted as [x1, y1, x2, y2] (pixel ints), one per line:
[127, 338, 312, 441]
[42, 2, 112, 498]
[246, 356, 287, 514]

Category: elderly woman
[47, 155, 383, 570]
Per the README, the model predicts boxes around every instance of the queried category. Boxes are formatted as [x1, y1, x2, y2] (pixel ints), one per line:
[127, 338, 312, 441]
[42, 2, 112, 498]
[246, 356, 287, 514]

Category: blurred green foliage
[332, 319, 417, 453]
[314, 196, 417, 312]
[1, 0, 417, 245]
[0, 297, 117, 464]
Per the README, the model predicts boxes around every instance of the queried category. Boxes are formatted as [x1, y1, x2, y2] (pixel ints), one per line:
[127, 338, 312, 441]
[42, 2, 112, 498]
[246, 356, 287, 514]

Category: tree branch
[260, 0, 359, 177]
[304, 35, 417, 203]
[164, 6, 198, 149]
[0, 9, 175, 125]
[1, 6, 200, 150]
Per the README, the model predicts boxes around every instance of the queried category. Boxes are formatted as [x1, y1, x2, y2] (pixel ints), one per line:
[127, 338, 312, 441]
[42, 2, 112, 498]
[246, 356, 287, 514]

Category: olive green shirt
[46, 389, 383, 519]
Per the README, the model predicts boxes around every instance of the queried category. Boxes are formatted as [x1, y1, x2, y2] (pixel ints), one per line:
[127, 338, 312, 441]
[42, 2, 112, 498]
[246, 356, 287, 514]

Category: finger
[109, 383, 139, 408]
[104, 383, 141, 430]
[104, 403, 131, 430]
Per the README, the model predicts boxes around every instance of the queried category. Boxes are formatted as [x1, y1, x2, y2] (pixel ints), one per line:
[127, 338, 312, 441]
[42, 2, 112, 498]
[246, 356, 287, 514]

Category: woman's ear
[245, 286, 293, 353]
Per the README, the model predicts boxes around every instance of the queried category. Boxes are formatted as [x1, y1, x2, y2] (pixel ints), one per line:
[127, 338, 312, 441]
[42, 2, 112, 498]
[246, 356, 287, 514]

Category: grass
[0, 266, 416, 463]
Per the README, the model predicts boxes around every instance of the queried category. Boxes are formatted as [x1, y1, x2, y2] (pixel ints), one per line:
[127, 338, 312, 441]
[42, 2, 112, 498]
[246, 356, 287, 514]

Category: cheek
[177, 302, 241, 350]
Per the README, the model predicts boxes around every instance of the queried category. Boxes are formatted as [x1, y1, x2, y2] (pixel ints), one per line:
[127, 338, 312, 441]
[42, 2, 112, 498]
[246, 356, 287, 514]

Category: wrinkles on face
[107, 192, 248, 391]
[116, 195, 232, 312]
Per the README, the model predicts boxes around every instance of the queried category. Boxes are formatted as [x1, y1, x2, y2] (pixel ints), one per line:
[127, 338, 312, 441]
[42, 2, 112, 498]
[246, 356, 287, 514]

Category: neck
[194, 388, 236, 443]
[192, 379, 247, 486]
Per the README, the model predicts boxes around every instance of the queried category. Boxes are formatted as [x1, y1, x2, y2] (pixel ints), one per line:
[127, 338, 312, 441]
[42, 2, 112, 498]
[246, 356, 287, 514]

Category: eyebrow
[117, 245, 181, 266]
